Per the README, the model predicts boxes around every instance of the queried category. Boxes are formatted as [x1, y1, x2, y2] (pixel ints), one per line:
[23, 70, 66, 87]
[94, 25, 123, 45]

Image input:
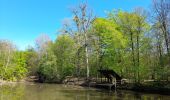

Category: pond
[0, 82, 170, 100]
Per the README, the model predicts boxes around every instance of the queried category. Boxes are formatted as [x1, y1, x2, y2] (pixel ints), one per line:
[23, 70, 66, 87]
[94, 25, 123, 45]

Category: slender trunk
[98, 36, 103, 70]
[86, 46, 89, 78]
[164, 34, 170, 71]
[162, 21, 170, 55]
[76, 25, 81, 77]
[137, 32, 140, 83]
[85, 33, 89, 78]
[76, 48, 81, 76]
[136, 20, 141, 82]
[77, 53, 80, 76]
[130, 31, 136, 82]
[164, 33, 169, 55]
[162, 21, 170, 66]
[158, 43, 164, 67]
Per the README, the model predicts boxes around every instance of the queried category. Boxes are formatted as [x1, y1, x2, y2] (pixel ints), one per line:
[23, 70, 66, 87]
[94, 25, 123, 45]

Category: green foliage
[53, 34, 76, 79]
[1, 2, 170, 84]
[0, 51, 28, 81]
[93, 18, 127, 48]
[13, 52, 28, 80]
[25, 48, 39, 75]
[38, 53, 58, 82]
[37, 34, 76, 82]
[0, 40, 28, 81]
[107, 10, 152, 82]
[92, 18, 127, 74]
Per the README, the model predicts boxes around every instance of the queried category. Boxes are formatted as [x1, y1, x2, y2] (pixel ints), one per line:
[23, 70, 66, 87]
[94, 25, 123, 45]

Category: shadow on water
[0, 83, 170, 100]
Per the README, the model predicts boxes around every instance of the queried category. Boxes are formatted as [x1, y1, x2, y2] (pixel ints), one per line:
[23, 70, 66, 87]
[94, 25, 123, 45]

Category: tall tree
[134, 8, 150, 82]
[0, 40, 16, 80]
[53, 34, 76, 79]
[71, 3, 95, 78]
[153, 0, 170, 64]
[108, 10, 150, 82]
[35, 34, 51, 59]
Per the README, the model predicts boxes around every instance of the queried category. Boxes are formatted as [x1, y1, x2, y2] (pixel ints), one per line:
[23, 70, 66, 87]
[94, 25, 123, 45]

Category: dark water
[0, 82, 170, 100]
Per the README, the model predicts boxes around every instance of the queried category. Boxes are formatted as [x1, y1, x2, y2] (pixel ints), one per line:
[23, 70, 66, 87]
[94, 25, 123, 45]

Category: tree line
[0, 0, 170, 83]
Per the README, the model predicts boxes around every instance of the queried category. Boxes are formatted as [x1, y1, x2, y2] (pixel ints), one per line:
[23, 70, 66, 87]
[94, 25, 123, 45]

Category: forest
[0, 0, 170, 88]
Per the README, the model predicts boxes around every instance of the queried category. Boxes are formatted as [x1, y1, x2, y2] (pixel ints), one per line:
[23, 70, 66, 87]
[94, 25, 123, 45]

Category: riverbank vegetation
[0, 0, 170, 90]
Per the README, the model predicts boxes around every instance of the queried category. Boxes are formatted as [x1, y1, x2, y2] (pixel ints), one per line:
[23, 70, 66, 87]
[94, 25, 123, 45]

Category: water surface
[0, 82, 170, 100]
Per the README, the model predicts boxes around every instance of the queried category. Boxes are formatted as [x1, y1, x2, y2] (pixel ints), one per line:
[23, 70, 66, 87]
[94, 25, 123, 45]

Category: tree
[25, 46, 39, 75]
[152, 0, 170, 80]
[134, 8, 150, 82]
[92, 18, 127, 76]
[13, 51, 28, 80]
[0, 40, 28, 81]
[35, 34, 51, 59]
[153, 0, 170, 65]
[53, 34, 76, 80]
[108, 11, 137, 80]
[38, 47, 57, 82]
[108, 9, 150, 82]
[71, 3, 95, 78]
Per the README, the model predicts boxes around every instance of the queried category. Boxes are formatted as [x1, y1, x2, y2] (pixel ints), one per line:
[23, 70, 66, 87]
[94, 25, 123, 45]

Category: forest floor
[0, 76, 38, 86]
[62, 77, 170, 95]
[0, 79, 26, 86]
[118, 81, 170, 95]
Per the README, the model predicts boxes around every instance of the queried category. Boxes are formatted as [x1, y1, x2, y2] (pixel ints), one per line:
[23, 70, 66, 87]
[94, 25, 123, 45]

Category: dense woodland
[0, 0, 170, 84]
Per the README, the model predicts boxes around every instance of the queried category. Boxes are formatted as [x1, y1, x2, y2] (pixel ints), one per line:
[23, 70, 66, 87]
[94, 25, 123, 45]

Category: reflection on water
[0, 82, 170, 100]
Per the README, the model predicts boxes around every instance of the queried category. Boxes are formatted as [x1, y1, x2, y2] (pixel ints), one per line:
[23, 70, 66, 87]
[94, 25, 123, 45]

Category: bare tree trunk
[153, 0, 170, 66]
[162, 23, 170, 64]
[84, 29, 89, 78]
[77, 52, 80, 76]
[85, 43, 89, 78]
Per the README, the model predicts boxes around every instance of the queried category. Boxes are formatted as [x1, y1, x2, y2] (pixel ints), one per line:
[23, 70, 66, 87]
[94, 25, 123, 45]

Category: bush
[37, 54, 59, 82]
[0, 52, 28, 81]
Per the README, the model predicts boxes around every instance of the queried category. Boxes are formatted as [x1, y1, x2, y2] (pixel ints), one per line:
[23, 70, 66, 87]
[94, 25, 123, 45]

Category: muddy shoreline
[1, 77, 170, 95]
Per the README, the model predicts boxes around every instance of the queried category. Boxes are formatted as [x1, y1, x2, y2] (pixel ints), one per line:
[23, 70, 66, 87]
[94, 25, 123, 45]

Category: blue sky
[0, 0, 151, 50]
